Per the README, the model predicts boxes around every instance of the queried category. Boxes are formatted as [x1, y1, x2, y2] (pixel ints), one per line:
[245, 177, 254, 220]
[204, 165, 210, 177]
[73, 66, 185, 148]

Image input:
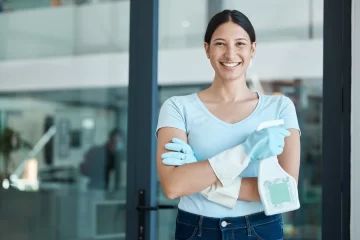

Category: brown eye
[215, 42, 225, 46]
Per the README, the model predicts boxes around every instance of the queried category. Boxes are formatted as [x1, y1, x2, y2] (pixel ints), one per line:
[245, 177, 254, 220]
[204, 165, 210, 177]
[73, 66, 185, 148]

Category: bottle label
[263, 177, 293, 206]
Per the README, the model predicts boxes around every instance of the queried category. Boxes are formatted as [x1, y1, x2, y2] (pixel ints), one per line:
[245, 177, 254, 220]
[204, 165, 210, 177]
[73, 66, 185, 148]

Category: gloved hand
[161, 138, 241, 208]
[243, 126, 291, 162]
[161, 138, 197, 166]
[208, 122, 290, 187]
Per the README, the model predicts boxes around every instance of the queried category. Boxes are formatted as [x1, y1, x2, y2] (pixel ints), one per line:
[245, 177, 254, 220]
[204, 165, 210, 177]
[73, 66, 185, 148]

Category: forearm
[199, 177, 259, 208]
[203, 129, 301, 206]
[160, 160, 218, 199]
[238, 177, 260, 202]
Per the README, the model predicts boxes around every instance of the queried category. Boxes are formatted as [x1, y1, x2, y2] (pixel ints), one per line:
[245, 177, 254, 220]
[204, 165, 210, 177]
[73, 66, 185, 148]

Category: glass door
[0, 1, 130, 239]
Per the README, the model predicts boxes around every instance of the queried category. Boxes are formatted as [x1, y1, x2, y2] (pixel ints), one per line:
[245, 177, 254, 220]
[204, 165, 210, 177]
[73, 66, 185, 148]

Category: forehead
[212, 21, 250, 40]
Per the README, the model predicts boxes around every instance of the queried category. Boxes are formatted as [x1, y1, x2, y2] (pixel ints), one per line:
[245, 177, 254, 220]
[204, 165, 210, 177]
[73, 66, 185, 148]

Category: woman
[156, 9, 300, 240]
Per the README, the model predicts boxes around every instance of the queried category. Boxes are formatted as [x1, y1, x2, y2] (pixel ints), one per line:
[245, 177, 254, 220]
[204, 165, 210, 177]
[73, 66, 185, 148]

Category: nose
[224, 45, 237, 59]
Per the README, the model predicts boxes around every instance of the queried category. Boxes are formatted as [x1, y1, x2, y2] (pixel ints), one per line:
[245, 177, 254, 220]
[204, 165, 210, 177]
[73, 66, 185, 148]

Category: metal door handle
[136, 204, 176, 211]
[137, 190, 177, 239]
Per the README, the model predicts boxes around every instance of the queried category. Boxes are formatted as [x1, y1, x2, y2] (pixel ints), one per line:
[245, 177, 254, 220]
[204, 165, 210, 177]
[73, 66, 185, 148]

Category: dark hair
[108, 128, 123, 140]
[204, 10, 256, 44]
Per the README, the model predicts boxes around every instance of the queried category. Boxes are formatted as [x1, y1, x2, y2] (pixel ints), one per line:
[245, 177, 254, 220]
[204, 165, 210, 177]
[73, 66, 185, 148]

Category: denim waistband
[176, 209, 281, 230]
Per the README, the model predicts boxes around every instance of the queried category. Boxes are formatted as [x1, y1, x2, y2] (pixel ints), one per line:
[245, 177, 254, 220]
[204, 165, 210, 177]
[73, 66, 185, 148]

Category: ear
[204, 42, 210, 58]
[251, 42, 257, 57]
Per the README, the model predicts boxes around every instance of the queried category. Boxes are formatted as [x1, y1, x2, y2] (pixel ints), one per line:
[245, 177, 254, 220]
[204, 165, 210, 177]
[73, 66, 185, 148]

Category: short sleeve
[156, 97, 186, 137]
[279, 96, 301, 135]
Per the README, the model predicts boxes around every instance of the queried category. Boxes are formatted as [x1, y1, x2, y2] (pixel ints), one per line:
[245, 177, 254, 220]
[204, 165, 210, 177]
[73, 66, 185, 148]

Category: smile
[220, 62, 241, 68]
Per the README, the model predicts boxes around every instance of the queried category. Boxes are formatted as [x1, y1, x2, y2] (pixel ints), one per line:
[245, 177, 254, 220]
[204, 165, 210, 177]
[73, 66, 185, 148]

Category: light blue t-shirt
[156, 92, 300, 218]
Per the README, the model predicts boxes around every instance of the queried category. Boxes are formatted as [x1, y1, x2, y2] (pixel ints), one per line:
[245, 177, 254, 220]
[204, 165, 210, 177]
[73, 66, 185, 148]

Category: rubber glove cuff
[208, 144, 250, 187]
[201, 177, 242, 209]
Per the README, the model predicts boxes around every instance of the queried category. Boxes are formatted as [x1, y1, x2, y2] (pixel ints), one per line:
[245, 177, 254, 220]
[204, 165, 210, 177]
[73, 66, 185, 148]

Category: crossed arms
[156, 127, 300, 202]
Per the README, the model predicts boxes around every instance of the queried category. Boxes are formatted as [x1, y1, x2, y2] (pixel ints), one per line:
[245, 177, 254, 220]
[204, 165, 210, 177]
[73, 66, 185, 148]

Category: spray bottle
[257, 120, 300, 216]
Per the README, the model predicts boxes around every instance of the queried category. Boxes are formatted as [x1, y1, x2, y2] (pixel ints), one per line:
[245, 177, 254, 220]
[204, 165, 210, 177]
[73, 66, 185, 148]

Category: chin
[215, 66, 246, 82]
[220, 73, 245, 82]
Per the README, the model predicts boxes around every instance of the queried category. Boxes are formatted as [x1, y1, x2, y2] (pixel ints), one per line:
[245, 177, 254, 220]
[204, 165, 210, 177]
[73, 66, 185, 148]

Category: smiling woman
[204, 10, 256, 83]
[156, 9, 301, 240]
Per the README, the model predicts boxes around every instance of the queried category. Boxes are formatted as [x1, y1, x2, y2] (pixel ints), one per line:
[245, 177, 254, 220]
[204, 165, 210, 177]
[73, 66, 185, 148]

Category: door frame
[126, 0, 159, 239]
[322, 0, 351, 239]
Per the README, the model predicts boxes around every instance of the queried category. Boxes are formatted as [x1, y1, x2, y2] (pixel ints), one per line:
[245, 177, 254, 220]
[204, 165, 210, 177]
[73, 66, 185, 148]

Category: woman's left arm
[238, 128, 301, 201]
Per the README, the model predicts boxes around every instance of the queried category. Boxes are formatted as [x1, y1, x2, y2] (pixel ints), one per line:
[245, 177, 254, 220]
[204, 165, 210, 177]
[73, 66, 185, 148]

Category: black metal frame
[126, 0, 159, 239]
[322, 0, 351, 239]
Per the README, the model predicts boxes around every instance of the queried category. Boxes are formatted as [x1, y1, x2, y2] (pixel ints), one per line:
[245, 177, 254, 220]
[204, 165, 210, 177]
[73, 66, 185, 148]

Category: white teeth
[222, 62, 240, 67]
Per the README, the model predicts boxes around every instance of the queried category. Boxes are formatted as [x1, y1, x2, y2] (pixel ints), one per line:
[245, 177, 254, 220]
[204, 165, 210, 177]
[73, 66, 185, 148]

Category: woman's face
[205, 21, 256, 82]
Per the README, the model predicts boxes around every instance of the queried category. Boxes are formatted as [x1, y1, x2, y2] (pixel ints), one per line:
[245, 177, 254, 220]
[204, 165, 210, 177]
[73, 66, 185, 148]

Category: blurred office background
[0, 0, 323, 239]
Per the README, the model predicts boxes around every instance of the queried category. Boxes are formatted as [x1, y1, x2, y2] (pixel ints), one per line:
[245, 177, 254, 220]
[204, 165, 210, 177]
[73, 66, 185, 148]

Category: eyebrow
[213, 37, 248, 42]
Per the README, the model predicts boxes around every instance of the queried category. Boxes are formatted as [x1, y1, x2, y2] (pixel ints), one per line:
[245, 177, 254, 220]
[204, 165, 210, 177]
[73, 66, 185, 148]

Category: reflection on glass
[0, 0, 129, 237]
[0, 87, 128, 239]
[80, 128, 124, 191]
[0, 0, 123, 12]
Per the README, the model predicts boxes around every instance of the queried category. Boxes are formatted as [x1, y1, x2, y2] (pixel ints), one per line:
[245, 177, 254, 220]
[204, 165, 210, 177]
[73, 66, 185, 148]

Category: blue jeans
[174, 209, 284, 240]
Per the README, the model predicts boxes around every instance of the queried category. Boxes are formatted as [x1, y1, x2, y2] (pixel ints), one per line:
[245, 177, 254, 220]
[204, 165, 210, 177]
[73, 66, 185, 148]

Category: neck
[208, 74, 254, 102]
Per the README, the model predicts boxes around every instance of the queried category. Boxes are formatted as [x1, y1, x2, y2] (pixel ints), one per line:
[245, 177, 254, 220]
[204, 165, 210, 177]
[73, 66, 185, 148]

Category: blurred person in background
[80, 128, 124, 191]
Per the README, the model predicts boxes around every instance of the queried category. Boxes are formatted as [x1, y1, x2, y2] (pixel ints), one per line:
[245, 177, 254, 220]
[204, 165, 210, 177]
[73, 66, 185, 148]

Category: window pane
[0, 2, 129, 240]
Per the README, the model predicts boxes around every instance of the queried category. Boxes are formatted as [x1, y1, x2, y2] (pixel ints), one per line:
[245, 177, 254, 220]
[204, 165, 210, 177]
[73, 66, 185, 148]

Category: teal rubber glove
[161, 126, 290, 166]
[243, 126, 291, 162]
[207, 121, 290, 187]
[161, 138, 197, 166]
[161, 139, 243, 208]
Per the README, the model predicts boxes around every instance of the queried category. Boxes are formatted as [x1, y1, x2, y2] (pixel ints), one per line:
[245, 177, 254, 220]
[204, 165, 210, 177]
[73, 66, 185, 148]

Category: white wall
[0, 0, 324, 92]
[224, 0, 323, 40]
[0, 39, 323, 92]
[0, 0, 322, 60]
[0, 0, 206, 60]
[351, 0, 360, 239]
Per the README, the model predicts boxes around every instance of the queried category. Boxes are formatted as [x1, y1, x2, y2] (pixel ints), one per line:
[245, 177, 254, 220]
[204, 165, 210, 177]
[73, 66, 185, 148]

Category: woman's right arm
[156, 127, 218, 199]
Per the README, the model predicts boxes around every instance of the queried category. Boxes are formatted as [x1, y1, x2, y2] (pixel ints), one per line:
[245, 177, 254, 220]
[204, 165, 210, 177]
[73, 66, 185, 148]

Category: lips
[220, 62, 241, 68]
